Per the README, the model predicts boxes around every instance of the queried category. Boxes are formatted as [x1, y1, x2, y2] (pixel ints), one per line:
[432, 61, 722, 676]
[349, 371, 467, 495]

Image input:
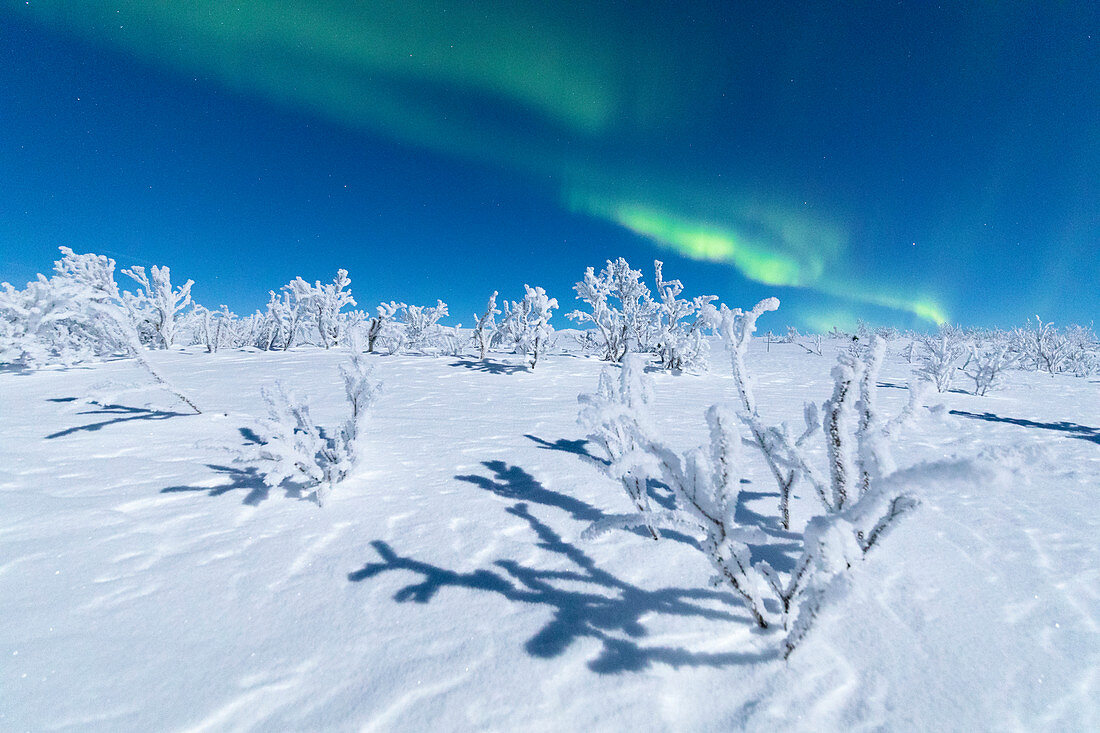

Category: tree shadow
[448, 359, 527, 375]
[46, 401, 191, 439]
[160, 463, 306, 505]
[348, 501, 776, 672]
[525, 434, 602, 463]
[523, 435, 677, 510]
[456, 460, 694, 546]
[950, 409, 1100, 445]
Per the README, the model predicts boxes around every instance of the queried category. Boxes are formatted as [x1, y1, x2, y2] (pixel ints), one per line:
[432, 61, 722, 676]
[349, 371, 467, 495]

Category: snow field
[1, 341, 1097, 730]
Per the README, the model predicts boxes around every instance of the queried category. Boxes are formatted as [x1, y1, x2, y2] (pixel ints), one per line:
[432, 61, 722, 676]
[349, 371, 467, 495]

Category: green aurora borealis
[7, 1, 1098, 329]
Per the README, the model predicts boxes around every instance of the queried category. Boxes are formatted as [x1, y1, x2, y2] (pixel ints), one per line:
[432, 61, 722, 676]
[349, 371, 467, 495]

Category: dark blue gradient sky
[3, 2, 1097, 331]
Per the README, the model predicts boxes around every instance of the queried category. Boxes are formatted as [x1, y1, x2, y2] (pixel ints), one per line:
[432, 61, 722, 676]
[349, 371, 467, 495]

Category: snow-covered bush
[190, 305, 241, 353]
[257, 290, 303, 351]
[403, 300, 449, 353]
[366, 301, 405, 354]
[0, 247, 201, 412]
[287, 269, 356, 349]
[439, 324, 464, 356]
[796, 332, 824, 356]
[471, 291, 500, 360]
[567, 257, 654, 362]
[1011, 317, 1098, 376]
[577, 355, 662, 540]
[0, 247, 134, 367]
[901, 339, 916, 364]
[578, 304, 941, 652]
[963, 344, 1016, 396]
[243, 339, 381, 505]
[498, 285, 558, 369]
[715, 297, 803, 526]
[650, 260, 717, 372]
[120, 264, 193, 349]
[916, 326, 968, 392]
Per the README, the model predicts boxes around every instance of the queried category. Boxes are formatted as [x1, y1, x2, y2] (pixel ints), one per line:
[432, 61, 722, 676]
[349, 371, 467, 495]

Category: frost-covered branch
[242, 337, 381, 505]
[472, 291, 500, 360]
[121, 264, 193, 349]
[498, 285, 557, 369]
[575, 301, 945, 652]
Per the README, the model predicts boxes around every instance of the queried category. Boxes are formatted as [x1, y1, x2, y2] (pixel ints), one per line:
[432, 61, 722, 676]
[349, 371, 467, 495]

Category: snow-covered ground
[2, 341, 1097, 731]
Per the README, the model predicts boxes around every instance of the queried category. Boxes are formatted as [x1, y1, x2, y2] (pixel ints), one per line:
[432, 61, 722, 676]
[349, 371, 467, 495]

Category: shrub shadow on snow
[45, 402, 192, 439]
[525, 434, 598, 461]
[160, 463, 304, 506]
[448, 359, 527, 375]
[348, 501, 775, 673]
[524, 436, 682, 512]
[456, 460, 692, 546]
[950, 409, 1100, 445]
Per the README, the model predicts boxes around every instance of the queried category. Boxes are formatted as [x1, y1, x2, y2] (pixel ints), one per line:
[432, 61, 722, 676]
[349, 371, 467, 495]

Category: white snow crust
[2, 341, 1097, 731]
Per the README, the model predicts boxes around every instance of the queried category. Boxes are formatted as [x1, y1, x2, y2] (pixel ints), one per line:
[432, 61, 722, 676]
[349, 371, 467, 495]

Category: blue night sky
[2, 2, 1097, 332]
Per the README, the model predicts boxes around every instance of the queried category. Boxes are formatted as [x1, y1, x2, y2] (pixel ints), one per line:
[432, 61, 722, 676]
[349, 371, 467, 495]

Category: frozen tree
[0, 247, 200, 412]
[366, 301, 405, 354]
[650, 260, 717, 372]
[577, 355, 662, 540]
[439, 324, 464, 356]
[715, 297, 805, 526]
[472, 291, 500, 360]
[575, 322, 937, 649]
[191, 305, 241, 353]
[916, 326, 968, 392]
[499, 285, 558, 369]
[796, 332, 824, 356]
[243, 337, 382, 506]
[120, 264, 193, 349]
[287, 269, 355, 349]
[0, 271, 121, 367]
[579, 355, 771, 623]
[1012, 317, 1099, 376]
[963, 344, 1016, 396]
[567, 257, 654, 362]
[256, 290, 302, 351]
[403, 300, 449, 352]
[901, 339, 916, 364]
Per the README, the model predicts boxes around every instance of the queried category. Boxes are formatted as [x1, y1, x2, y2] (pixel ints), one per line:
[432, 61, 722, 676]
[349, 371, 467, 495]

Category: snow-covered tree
[256, 290, 303, 351]
[439, 324, 464, 356]
[403, 300, 449, 352]
[577, 355, 662, 540]
[120, 264, 193, 349]
[472, 291, 500, 360]
[499, 285, 558, 369]
[650, 260, 717, 372]
[963, 344, 1016, 396]
[286, 269, 356, 349]
[797, 332, 824, 356]
[191, 304, 241, 353]
[243, 337, 381, 505]
[916, 326, 968, 392]
[1011, 316, 1099, 376]
[715, 297, 805, 526]
[0, 247, 200, 412]
[576, 324, 942, 651]
[366, 301, 405, 354]
[567, 257, 654, 362]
